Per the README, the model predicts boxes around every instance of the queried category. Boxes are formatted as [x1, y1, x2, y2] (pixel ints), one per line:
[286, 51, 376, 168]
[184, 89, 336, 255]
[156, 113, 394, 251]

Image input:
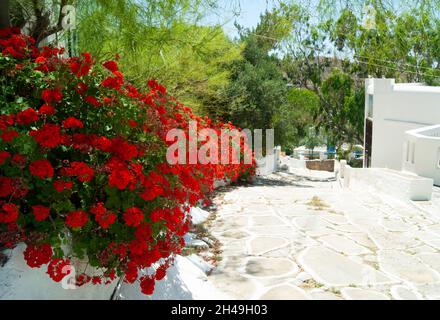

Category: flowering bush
[0, 28, 255, 295]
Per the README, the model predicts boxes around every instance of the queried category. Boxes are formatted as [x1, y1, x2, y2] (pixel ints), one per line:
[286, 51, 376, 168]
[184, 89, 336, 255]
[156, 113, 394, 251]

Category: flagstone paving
[205, 167, 440, 300]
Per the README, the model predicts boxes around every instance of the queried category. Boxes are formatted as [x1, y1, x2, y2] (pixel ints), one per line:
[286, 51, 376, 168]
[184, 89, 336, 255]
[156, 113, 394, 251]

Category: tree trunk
[0, 0, 11, 29]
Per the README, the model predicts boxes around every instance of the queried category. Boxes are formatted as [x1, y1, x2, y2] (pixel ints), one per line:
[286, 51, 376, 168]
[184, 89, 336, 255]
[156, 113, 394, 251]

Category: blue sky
[203, 0, 277, 39]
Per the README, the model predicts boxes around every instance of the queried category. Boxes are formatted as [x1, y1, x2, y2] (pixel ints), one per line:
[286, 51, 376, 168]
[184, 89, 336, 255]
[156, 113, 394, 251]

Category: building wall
[403, 126, 440, 186]
[365, 78, 440, 171]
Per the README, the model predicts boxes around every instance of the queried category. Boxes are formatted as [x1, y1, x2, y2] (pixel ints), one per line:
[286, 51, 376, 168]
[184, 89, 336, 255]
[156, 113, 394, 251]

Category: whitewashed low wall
[0, 244, 117, 300]
[256, 147, 281, 176]
[343, 165, 433, 201]
[403, 125, 440, 186]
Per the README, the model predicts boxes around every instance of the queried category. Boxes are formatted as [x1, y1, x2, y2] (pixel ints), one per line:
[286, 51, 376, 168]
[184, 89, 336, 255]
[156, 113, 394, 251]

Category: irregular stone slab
[306, 227, 341, 238]
[380, 218, 417, 232]
[321, 214, 348, 225]
[391, 285, 423, 300]
[293, 216, 333, 231]
[405, 245, 437, 255]
[259, 285, 310, 300]
[247, 226, 295, 238]
[245, 257, 298, 278]
[415, 283, 440, 299]
[221, 204, 242, 212]
[345, 233, 377, 249]
[251, 216, 286, 227]
[242, 205, 273, 214]
[299, 247, 391, 286]
[262, 246, 292, 258]
[319, 234, 371, 256]
[275, 205, 314, 216]
[310, 290, 343, 300]
[296, 272, 313, 282]
[221, 230, 250, 240]
[417, 253, 440, 273]
[249, 237, 288, 255]
[426, 224, 440, 237]
[209, 273, 256, 300]
[366, 226, 420, 250]
[228, 216, 249, 228]
[341, 288, 390, 300]
[378, 250, 440, 284]
[332, 224, 363, 233]
[221, 240, 247, 256]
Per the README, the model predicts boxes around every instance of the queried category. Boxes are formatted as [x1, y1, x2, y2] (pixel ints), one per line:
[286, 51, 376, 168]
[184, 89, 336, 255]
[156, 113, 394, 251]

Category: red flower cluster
[63, 117, 84, 129]
[32, 205, 50, 221]
[123, 207, 144, 227]
[29, 159, 54, 179]
[62, 162, 94, 182]
[42, 88, 63, 104]
[17, 108, 39, 125]
[0, 203, 19, 223]
[0, 28, 256, 296]
[30, 124, 62, 148]
[66, 210, 89, 229]
[47, 258, 71, 282]
[90, 203, 117, 229]
[23, 244, 52, 268]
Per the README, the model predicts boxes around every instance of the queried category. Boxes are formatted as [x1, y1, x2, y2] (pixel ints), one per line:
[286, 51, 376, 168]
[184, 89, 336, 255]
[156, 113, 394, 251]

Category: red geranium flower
[123, 207, 144, 227]
[0, 151, 11, 165]
[139, 276, 155, 295]
[85, 95, 102, 107]
[64, 162, 94, 182]
[155, 266, 167, 281]
[92, 136, 112, 152]
[47, 258, 71, 282]
[63, 117, 84, 129]
[0, 203, 19, 223]
[66, 210, 89, 228]
[108, 167, 134, 190]
[29, 159, 54, 179]
[90, 203, 117, 229]
[134, 223, 152, 241]
[23, 244, 52, 268]
[16, 108, 39, 125]
[0, 129, 19, 142]
[30, 123, 62, 148]
[53, 180, 73, 192]
[41, 88, 63, 104]
[0, 177, 14, 197]
[32, 205, 50, 221]
[92, 276, 102, 285]
[39, 104, 56, 115]
[103, 60, 119, 73]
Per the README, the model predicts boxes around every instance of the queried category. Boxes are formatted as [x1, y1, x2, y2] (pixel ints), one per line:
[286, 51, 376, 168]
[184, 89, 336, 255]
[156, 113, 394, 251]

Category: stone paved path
[206, 168, 440, 300]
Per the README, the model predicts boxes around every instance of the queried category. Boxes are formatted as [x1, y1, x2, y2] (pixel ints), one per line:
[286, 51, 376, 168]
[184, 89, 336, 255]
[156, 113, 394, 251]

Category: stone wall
[306, 159, 335, 172]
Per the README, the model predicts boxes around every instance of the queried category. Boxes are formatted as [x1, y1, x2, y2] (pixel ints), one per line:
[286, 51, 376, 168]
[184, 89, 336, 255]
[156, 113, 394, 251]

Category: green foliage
[76, 0, 241, 114]
[320, 69, 364, 148]
[302, 126, 324, 156]
[222, 5, 300, 146]
[280, 88, 320, 148]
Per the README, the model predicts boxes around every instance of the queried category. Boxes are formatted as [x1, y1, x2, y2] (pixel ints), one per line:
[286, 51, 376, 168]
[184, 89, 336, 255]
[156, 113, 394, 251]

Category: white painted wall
[344, 166, 433, 201]
[256, 147, 281, 176]
[365, 78, 440, 171]
[403, 125, 440, 186]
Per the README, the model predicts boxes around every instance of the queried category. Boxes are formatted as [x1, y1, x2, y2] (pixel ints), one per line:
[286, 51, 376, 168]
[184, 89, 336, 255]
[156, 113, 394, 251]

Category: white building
[403, 125, 440, 186]
[363, 78, 440, 186]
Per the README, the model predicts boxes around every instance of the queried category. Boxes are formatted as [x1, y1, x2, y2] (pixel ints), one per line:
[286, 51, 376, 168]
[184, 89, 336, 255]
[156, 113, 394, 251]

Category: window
[438, 148, 440, 169]
[367, 94, 373, 118]
[411, 143, 415, 164]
